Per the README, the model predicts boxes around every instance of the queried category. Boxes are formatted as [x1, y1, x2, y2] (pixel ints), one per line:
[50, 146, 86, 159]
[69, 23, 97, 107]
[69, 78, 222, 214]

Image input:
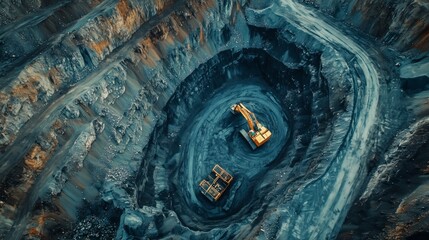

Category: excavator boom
[231, 103, 272, 149]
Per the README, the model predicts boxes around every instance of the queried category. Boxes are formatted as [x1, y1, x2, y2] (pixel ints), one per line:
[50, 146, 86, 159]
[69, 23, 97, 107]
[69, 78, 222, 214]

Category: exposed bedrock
[0, 0, 427, 239]
[301, 0, 429, 54]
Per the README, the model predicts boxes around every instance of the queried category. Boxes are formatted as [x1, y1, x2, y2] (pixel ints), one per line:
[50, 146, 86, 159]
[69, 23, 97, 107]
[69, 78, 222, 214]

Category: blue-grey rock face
[0, 0, 428, 239]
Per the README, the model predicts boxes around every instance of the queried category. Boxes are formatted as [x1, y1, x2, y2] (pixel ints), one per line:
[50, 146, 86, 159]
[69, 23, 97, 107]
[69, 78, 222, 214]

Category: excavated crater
[136, 42, 338, 233]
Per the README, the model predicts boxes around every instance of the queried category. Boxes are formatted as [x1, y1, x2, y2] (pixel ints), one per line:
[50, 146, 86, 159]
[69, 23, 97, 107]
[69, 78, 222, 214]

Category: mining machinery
[199, 164, 233, 202]
[230, 103, 272, 150]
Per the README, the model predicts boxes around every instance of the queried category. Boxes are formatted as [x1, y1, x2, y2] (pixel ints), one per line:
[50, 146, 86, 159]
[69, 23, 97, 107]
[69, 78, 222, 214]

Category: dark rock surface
[0, 0, 428, 239]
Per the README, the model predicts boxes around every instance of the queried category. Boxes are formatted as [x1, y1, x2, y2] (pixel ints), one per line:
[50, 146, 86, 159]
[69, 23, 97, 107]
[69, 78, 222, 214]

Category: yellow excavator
[230, 103, 272, 150]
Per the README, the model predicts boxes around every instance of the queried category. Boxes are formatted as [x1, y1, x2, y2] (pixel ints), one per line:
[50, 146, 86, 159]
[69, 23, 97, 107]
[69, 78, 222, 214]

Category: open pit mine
[1, 0, 429, 239]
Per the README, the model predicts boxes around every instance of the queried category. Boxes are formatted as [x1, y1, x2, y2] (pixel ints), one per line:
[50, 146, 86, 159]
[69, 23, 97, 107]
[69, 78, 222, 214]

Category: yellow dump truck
[199, 164, 233, 202]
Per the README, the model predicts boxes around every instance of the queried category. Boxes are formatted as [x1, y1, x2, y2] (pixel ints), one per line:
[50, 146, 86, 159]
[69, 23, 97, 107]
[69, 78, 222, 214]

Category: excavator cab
[230, 103, 272, 150]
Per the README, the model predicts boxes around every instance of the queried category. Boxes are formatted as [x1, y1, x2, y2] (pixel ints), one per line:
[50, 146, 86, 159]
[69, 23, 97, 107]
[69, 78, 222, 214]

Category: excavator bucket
[230, 104, 238, 114]
[240, 129, 257, 150]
